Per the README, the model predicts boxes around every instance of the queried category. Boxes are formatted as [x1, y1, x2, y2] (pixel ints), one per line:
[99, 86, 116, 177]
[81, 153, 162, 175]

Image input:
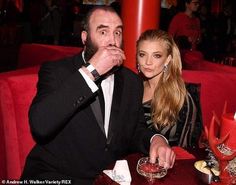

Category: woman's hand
[149, 135, 176, 169]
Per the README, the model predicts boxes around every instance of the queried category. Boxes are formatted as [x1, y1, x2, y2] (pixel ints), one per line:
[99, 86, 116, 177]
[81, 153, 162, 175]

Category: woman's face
[137, 40, 169, 79]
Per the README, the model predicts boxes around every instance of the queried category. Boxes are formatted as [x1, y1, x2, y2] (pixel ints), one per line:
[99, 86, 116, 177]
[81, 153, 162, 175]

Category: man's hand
[149, 135, 175, 169]
[88, 46, 126, 76]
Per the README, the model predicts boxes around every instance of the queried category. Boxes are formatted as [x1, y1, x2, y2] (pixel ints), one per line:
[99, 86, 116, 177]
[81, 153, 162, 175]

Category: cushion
[7, 74, 37, 167]
[0, 74, 37, 179]
[0, 66, 39, 79]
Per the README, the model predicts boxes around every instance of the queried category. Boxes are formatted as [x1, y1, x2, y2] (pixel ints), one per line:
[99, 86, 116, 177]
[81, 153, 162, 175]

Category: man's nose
[108, 34, 117, 46]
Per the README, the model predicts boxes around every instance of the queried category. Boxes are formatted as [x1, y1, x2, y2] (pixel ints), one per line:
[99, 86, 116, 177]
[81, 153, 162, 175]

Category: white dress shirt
[79, 52, 114, 137]
[79, 52, 168, 143]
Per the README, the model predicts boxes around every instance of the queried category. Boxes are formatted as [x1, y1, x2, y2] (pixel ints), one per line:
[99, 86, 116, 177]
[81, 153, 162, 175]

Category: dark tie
[97, 83, 105, 121]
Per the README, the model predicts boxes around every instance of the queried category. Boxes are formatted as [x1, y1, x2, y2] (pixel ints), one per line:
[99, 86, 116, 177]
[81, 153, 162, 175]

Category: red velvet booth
[0, 44, 82, 180]
[182, 70, 236, 129]
[0, 74, 37, 180]
[0, 44, 236, 181]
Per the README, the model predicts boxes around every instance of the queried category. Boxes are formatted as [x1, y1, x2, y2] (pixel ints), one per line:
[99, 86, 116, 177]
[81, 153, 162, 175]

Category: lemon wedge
[194, 160, 220, 176]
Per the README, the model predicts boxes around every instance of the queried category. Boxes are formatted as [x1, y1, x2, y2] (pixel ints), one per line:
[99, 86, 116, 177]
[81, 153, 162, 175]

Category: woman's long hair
[136, 29, 187, 129]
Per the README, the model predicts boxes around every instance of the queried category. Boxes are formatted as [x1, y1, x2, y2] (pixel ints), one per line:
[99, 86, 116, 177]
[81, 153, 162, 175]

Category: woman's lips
[143, 67, 153, 72]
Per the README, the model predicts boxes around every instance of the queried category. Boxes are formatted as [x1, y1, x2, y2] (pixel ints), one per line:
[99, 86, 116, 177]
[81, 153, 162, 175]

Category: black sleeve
[29, 61, 96, 143]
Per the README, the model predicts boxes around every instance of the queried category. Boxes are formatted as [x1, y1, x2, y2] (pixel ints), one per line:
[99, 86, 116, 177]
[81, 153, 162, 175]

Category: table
[94, 147, 204, 185]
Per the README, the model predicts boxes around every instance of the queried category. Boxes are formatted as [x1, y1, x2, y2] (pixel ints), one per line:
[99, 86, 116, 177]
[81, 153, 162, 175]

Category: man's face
[83, 9, 123, 61]
[187, 0, 200, 12]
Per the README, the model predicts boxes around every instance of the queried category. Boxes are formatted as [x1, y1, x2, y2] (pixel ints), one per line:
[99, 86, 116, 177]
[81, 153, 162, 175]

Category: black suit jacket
[21, 53, 155, 184]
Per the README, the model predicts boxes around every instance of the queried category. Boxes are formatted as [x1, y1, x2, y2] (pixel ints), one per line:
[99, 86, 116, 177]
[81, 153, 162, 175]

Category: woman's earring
[137, 63, 141, 73]
[163, 65, 168, 73]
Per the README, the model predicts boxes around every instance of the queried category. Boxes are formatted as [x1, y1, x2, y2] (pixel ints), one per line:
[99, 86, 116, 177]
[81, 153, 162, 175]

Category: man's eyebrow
[96, 24, 109, 31]
[96, 25, 123, 31]
[116, 25, 123, 30]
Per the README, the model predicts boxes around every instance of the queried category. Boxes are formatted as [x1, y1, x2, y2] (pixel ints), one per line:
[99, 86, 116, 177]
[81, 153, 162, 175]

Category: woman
[136, 29, 202, 149]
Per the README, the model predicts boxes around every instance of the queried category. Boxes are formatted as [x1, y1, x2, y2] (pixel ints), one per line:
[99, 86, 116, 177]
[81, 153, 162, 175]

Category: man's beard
[84, 35, 98, 62]
[84, 34, 124, 62]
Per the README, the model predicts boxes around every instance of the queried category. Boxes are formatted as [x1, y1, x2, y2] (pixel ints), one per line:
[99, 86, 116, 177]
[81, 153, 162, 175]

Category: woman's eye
[154, 54, 161, 58]
[139, 53, 145, 57]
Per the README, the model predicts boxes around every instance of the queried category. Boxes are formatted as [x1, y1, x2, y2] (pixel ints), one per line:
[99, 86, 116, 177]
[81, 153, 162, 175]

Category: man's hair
[81, 6, 118, 32]
[184, 0, 193, 4]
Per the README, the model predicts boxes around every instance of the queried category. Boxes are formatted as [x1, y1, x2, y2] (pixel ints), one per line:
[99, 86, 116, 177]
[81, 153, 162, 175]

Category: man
[21, 6, 175, 184]
[168, 0, 201, 50]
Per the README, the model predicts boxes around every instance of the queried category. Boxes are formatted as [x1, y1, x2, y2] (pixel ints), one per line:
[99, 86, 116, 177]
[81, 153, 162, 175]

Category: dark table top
[94, 147, 204, 185]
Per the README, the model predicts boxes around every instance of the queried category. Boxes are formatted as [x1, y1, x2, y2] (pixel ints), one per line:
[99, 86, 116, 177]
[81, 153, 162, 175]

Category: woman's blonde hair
[136, 29, 187, 129]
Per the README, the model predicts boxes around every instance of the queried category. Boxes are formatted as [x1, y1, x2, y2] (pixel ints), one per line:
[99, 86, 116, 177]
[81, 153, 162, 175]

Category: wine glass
[136, 157, 167, 182]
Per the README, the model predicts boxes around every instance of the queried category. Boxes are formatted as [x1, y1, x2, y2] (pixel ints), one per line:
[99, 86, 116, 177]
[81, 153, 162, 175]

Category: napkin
[103, 160, 132, 185]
